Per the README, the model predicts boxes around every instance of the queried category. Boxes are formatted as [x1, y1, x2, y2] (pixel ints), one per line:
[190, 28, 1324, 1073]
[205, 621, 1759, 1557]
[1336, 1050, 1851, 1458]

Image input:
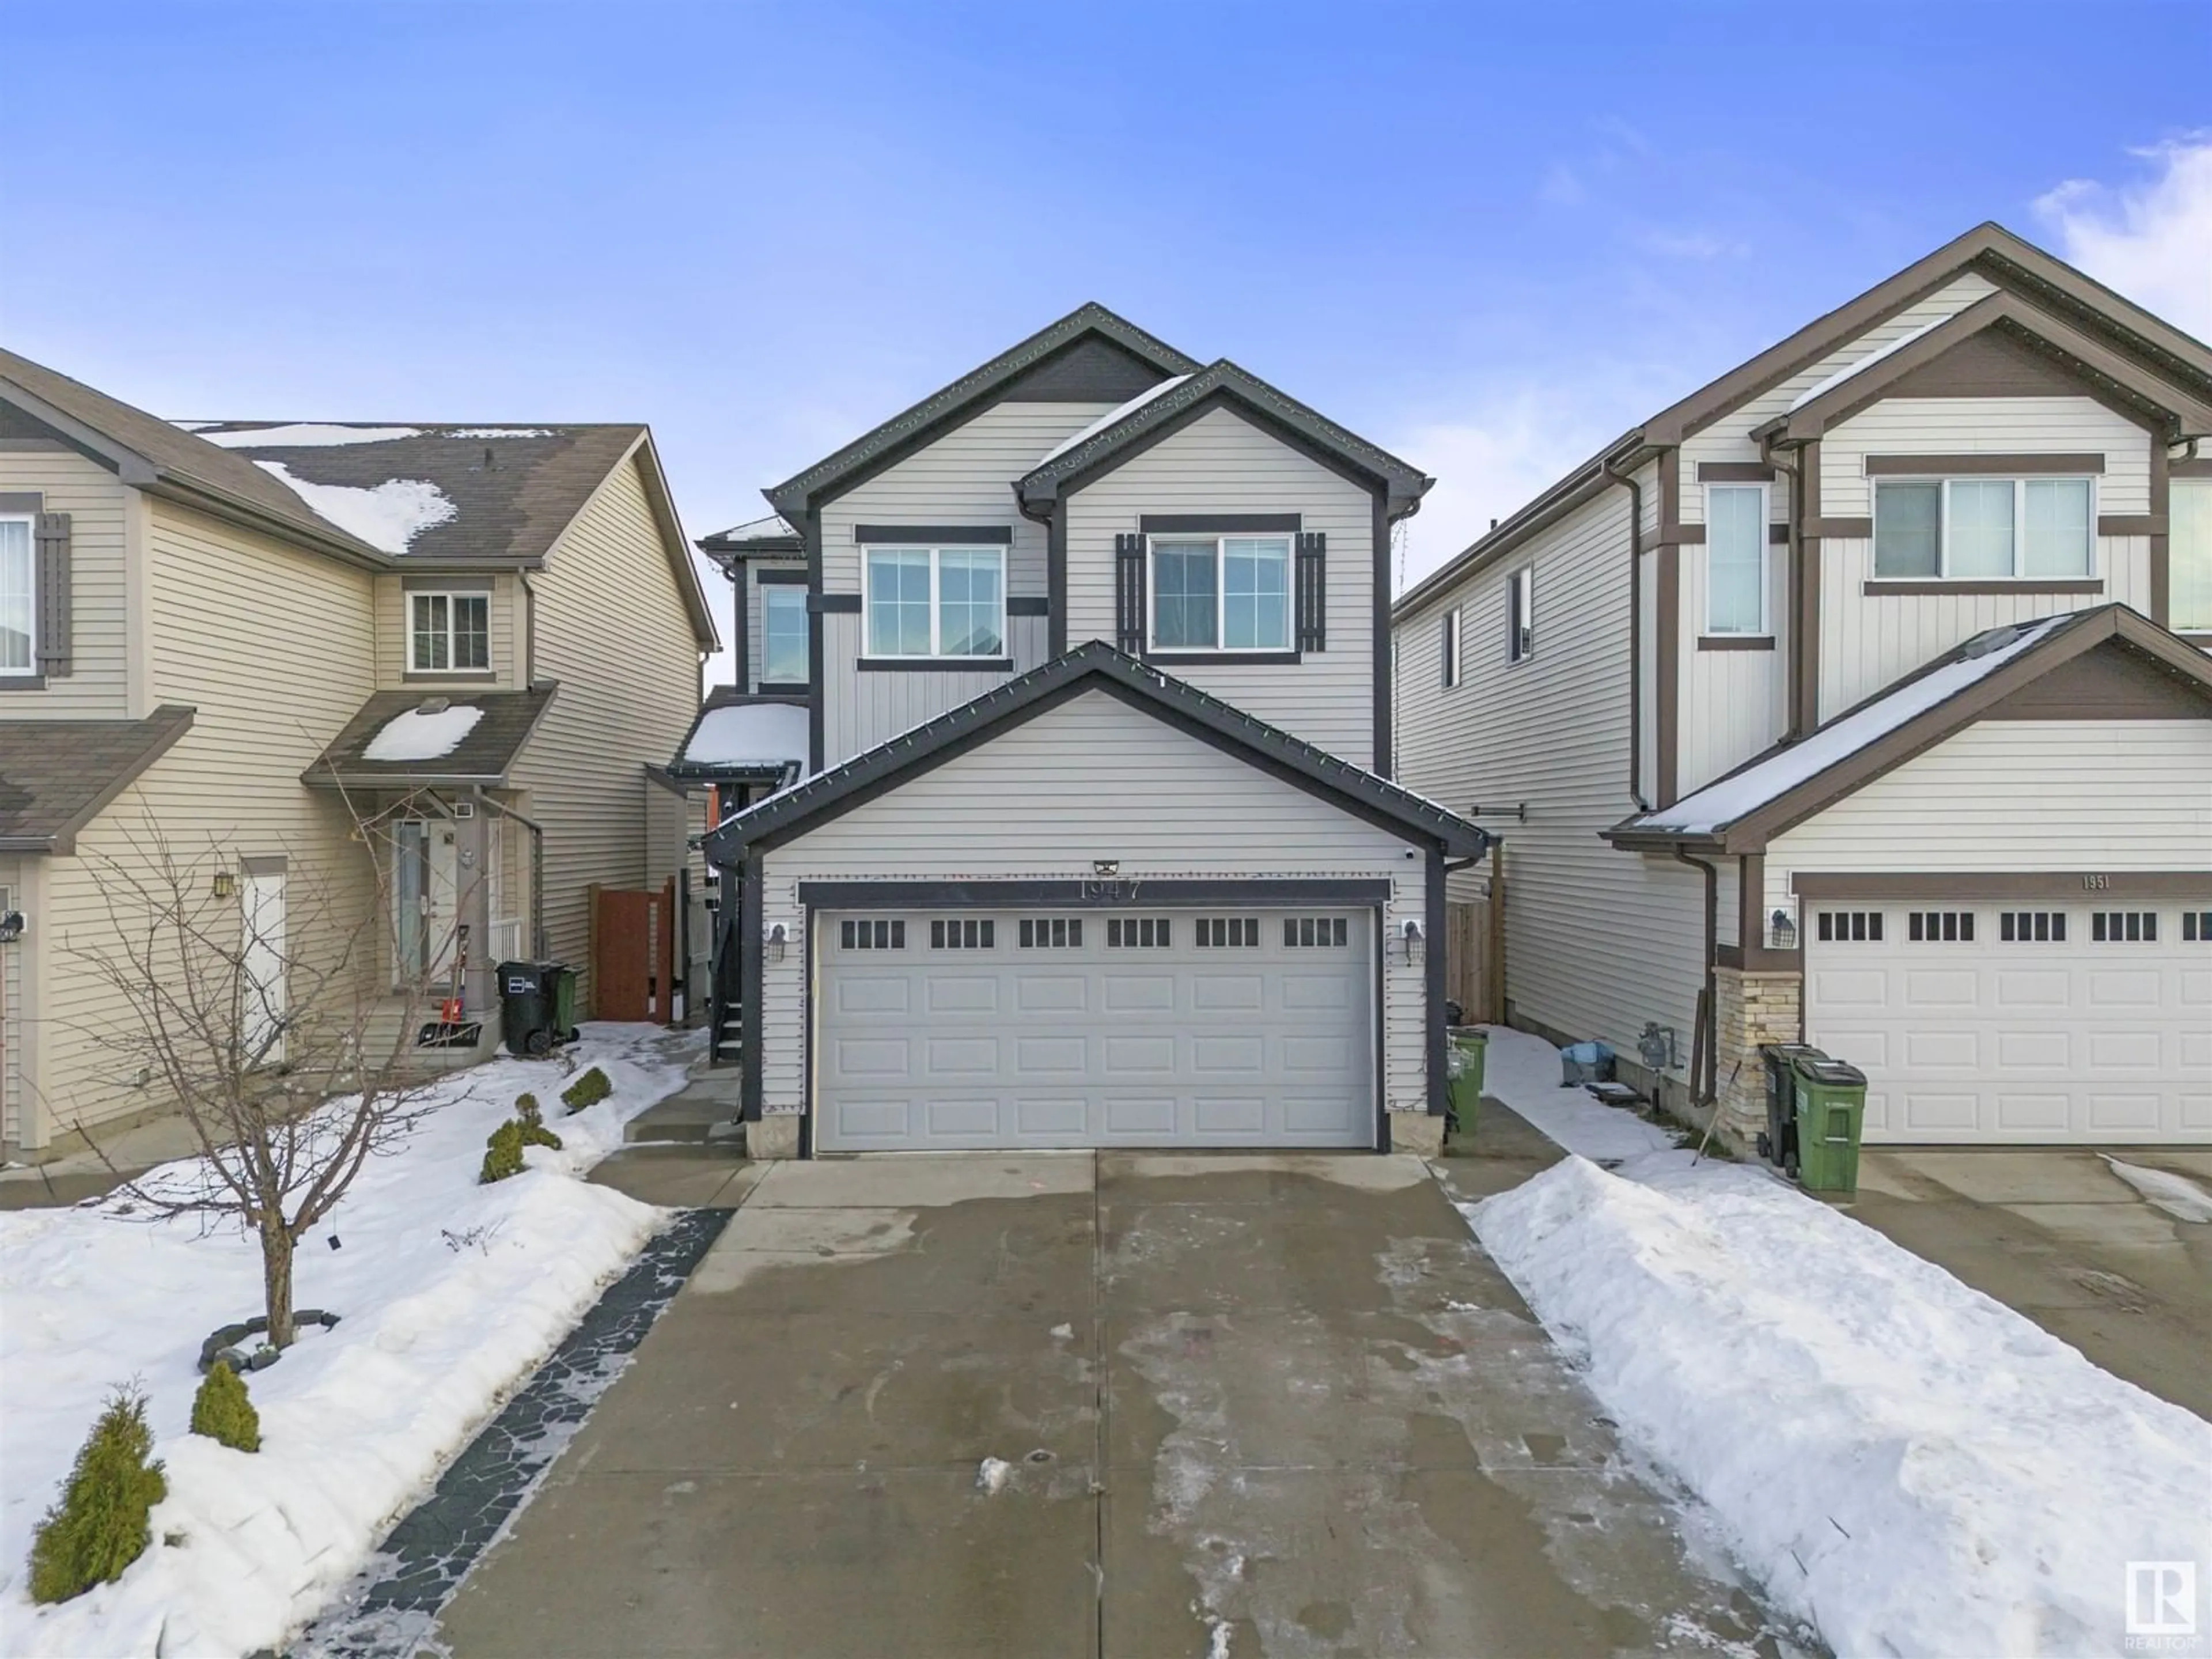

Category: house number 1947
[2082, 874, 2110, 890]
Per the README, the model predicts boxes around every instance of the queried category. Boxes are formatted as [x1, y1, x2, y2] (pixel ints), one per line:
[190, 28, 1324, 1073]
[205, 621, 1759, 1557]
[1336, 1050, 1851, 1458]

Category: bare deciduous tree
[60, 795, 478, 1349]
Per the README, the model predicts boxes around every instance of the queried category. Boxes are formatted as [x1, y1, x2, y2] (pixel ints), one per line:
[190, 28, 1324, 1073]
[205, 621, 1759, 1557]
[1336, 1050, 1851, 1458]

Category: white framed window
[2172, 479, 2212, 632]
[0, 516, 33, 675]
[410, 591, 490, 673]
[863, 545, 1005, 658]
[759, 582, 809, 683]
[1506, 565, 1535, 662]
[1149, 536, 1290, 652]
[1873, 476, 2095, 580]
[1440, 607, 1461, 687]
[1705, 484, 1768, 634]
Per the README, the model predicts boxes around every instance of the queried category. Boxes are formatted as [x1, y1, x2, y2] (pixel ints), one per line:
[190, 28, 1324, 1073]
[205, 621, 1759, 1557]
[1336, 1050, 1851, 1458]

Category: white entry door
[241, 861, 287, 1066]
[1805, 900, 2212, 1145]
[815, 907, 1377, 1151]
[393, 819, 461, 989]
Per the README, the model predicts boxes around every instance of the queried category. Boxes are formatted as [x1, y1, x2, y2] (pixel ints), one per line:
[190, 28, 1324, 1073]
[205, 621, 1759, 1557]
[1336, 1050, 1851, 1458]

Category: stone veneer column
[1712, 967, 1802, 1153]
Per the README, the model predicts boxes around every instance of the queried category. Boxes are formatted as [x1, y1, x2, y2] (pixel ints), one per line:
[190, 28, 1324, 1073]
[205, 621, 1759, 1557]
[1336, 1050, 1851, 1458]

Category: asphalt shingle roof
[0, 706, 196, 853]
[304, 685, 558, 787]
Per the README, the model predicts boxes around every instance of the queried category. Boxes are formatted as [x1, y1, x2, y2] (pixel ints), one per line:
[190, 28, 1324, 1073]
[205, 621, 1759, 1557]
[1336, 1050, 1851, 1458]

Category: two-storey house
[0, 350, 716, 1160]
[701, 306, 1487, 1157]
[1394, 224, 2212, 1152]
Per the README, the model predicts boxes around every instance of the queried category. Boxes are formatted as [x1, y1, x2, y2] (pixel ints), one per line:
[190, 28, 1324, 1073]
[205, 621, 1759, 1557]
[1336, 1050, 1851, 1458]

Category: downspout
[1672, 847, 1719, 1109]
[1601, 457, 1650, 810]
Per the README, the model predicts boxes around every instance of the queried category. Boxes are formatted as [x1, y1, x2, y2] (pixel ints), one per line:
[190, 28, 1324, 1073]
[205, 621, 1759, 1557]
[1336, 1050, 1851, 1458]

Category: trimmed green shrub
[28, 1387, 168, 1604]
[190, 1361, 260, 1452]
[479, 1119, 524, 1184]
[514, 1093, 562, 1152]
[560, 1066, 612, 1115]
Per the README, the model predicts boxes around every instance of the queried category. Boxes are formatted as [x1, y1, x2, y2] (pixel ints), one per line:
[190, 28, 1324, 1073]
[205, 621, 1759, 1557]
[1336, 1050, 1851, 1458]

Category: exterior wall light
[1092, 859, 1119, 877]
[0, 910, 24, 944]
[1769, 909, 1797, 950]
[1397, 918, 1425, 965]
[766, 922, 787, 963]
[211, 870, 237, 900]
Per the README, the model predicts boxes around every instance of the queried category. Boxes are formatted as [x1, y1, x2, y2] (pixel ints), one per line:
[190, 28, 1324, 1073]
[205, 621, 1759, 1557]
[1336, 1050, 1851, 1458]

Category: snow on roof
[684, 701, 809, 766]
[252, 462, 457, 556]
[1033, 376, 1191, 467]
[1638, 615, 2073, 834]
[362, 702, 484, 762]
[446, 427, 551, 439]
[714, 513, 798, 543]
[1787, 314, 1951, 413]
[194, 423, 423, 448]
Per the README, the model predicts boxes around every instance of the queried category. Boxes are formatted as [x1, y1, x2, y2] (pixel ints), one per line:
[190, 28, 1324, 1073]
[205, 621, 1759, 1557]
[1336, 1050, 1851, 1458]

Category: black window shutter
[35, 512, 71, 678]
[1115, 533, 1145, 653]
[1296, 531, 1326, 650]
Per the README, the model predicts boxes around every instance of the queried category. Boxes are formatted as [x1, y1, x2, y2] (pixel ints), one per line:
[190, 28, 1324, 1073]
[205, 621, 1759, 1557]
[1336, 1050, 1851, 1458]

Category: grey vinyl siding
[0, 448, 132, 717]
[508, 452, 703, 1014]
[1062, 406, 1376, 763]
[821, 609, 1051, 762]
[757, 688, 1426, 1120]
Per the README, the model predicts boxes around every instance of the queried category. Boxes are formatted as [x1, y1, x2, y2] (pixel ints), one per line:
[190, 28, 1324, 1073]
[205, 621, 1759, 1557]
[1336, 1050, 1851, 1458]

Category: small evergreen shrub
[190, 1362, 261, 1452]
[479, 1119, 524, 1184]
[560, 1067, 612, 1115]
[514, 1093, 561, 1152]
[28, 1387, 168, 1604]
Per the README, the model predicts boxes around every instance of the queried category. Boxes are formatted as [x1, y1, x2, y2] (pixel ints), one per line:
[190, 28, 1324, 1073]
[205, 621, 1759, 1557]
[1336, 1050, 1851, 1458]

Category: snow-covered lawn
[1462, 1025, 2212, 1657]
[0, 1024, 694, 1659]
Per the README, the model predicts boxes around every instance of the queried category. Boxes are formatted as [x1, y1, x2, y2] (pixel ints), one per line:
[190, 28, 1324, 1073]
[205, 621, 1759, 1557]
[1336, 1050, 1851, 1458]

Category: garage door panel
[1994, 1093, 2071, 1131]
[2088, 1093, 2161, 1131]
[1283, 1094, 1361, 1133]
[2182, 971, 2212, 1006]
[832, 1037, 911, 1078]
[1015, 1036, 1088, 1074]
[1901, 1091, 1980, 1132]
[1993, 971, 2069, 1007]
[2181, 1030, 2212, 1069]
[926, 976, 1000, 1015]
[833, 1099, 915, 1141]
[2088, 971, 2160, 1006]
[1104, 975, 1175, 1012]
[1995, 1030, 2070, 1070]
[2087, 1031, 2162, 1070]
[1191, 974, 1264, 1012]
[1105, 1035, 1176, 1075]
[1014, 1097, 1088, 1135]
[1193, 1096, 1267, 1134]
[1191, 1035, 1265, 1075]
[835, 976, 911, 1016]
[1018, 975, 1089, 1013]
[2181, 1094, 2212, 1131]
[1904, 970, 1978, 1005]
[1902, 1029, 1977, 1069]
[927, 1097, 1000, 1136]
[1813, 968, 1889, 1006]
[1282, 1034, 1358, 1077]
[926, 1037, 1000, 1076]
[1104, 1095, 1177, 1135]
[1282, 975, 1356, 1013]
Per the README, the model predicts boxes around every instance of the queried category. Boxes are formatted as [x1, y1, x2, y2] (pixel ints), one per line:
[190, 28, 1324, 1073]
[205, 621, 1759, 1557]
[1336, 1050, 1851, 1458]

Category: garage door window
[1285, 916, 1350, 947]
[930, 919, 995, 949]
[1816, 910, 1883, 942]
[1196, 917, 1259, 947]
[1908, 910, 1975, 942]
[840, 919, 906, 950]
[1107, 916, 1171, 948]
[1018, 918, 1084, 948]
[2184, 911, 2211, 942]
[2092, 911, 2157, 942]
[1999, 911, 2067, 942]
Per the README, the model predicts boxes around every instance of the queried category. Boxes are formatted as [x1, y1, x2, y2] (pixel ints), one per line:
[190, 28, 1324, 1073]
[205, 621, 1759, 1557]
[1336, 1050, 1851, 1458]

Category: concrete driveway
[433, 1149, 1793, 1658]
[1851, 1146, 2212, 1420]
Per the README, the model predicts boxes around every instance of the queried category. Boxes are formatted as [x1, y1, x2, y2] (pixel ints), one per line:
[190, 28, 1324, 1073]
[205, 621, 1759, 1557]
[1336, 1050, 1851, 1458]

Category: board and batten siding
[32, 499, 381, 1143]
[1394, 469, 1710, 1079]
[1677, 481, 1791, 796]
[756, 688, 1427, 1119]
[1763, 719, 2212, 919]
[744, 556, 805, 689]
[1063, 406, 1377, 764]
[0, 448, 133, 719]
[816, 401, 1113, 763]
[372, 571, 522, 690]
[1816, 396, 2154, 720]
[507, 452, 702, 1016]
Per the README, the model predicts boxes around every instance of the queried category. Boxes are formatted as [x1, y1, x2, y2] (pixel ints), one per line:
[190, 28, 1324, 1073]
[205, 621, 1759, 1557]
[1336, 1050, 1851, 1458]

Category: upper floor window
[865, 546, 1003, 659]
[1440, 607, 1461, 687]
[1507, 566, 1535, 662]
[1873, 476, 2093, 581]
[0, 516, 32, 675]
[2172, 479, 2212, 632]
[760, 582, 809, 684]
[1705, 484, 1768, 635]
[411, 592, 489, 673]
[1152, 536, 1289, 652]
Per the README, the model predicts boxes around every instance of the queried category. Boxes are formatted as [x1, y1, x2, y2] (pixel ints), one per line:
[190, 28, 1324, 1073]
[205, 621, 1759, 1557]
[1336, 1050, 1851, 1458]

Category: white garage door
[815, 907, 1376, 1150]
[1805, 900, 2212, 1145]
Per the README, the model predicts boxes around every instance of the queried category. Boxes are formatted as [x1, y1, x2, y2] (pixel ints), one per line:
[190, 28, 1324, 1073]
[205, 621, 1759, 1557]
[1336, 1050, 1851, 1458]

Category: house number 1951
[2082, 874, 2110, 890]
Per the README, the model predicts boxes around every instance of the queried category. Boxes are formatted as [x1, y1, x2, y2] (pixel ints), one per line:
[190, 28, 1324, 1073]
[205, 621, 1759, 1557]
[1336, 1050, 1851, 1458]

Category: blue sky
[6, 2, 2208, 673]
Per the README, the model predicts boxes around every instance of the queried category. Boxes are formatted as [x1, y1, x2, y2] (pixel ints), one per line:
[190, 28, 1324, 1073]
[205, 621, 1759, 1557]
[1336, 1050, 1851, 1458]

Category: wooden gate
[591, 879, 677, 1024]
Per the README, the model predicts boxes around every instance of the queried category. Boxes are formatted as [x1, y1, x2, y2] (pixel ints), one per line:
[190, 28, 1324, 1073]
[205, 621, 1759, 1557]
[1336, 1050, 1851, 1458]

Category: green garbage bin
[1448, 1028, 1487, 1133]
[543, 963, 579, 1044]
[1792, 1054, 1869, 1195]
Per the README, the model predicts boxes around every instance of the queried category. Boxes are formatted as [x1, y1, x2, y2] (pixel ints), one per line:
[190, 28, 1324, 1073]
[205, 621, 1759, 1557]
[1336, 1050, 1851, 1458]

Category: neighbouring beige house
[0, 349, 717, 1159]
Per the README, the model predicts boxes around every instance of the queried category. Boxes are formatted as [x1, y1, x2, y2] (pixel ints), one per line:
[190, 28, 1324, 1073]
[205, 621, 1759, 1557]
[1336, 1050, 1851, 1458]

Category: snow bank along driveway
[0, 1025, 692, 1659]
[1469, 1153, 2212, 1657]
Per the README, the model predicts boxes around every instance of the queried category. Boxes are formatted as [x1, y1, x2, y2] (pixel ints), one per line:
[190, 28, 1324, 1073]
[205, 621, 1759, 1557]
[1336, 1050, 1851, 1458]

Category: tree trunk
[262, 1225, 296, 1349]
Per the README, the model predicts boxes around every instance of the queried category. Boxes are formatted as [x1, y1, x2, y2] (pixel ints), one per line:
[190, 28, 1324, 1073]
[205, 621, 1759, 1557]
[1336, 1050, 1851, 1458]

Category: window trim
[1145, 533, 1293, 655]
[1872, 474, 2099, 582]
[0, 513, 36, 678]
[759, 582, 810, 686]
[1702, 482, 1770, 637]
[407, 589, 493, 676]
[861, 543, 1007, 661]
[1506, 565, 1535, 664]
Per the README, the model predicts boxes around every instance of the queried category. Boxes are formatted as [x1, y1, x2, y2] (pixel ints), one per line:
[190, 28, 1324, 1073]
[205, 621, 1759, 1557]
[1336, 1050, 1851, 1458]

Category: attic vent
[417, 696, 451, 715]
[483, 446, 496, 470]
[1960, 620, 2036, 660]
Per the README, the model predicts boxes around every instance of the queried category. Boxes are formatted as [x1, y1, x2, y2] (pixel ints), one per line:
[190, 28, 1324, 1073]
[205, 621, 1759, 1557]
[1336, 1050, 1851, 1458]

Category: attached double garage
[707, 647, 1487, 1154]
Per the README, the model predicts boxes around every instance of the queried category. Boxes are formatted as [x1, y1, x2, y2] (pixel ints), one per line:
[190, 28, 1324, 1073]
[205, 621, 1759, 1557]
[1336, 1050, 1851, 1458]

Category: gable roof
[1395, 221, 2212, 619]
[1605, 606, 2212, 854]
[704, 639, 1488, 860]
[763, 304, 1202, 520]
[303, 684, 559, 790]
[0, 706, 196, 854]
[1014, 361, 1434, 518]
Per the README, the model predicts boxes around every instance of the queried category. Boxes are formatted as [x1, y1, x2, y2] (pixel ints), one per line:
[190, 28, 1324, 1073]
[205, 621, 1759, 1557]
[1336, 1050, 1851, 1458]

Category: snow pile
[253, 462, 457, 555]
[2104, 1156, 2212, 1224]
[0, 1026, 694, 1659]
[193, 424, 422, 448]
[684, 700, 808, 766]
[362, 703, 485, 763]
[1638, 614, 2073, 834]
[1468, 1154, 2212, 1657]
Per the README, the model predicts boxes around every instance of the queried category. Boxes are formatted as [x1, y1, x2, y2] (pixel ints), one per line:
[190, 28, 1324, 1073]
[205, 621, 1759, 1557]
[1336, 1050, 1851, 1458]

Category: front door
[393, 819, 461, 989]
[241, 862, 287, 1065]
